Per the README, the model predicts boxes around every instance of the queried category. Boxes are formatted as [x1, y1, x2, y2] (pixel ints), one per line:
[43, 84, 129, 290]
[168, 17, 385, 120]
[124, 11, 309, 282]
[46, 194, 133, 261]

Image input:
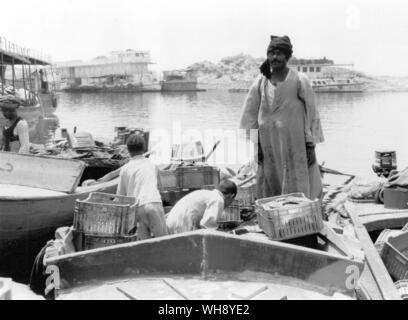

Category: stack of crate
[73, 192, 139, 251]
[159, 165, 221, 211]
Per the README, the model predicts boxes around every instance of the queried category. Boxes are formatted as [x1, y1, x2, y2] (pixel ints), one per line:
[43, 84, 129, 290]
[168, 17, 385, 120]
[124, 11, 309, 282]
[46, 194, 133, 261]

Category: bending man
[166, 180, 237, 234]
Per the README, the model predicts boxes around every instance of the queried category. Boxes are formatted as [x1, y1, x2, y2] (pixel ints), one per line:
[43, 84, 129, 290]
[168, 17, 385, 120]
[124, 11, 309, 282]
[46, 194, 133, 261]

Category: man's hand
[306, 143, 316, 167]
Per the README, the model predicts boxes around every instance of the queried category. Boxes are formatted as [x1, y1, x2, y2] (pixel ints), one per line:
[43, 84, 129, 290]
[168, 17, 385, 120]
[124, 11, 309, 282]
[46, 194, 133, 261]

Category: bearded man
[239, 35, 324, 199]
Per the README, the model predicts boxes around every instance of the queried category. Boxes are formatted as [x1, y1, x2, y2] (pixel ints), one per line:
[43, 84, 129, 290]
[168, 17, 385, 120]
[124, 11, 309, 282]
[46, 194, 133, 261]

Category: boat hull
[161, 80, 198, 92]
[46, 230, 364, 300]
[313, 83, 365, 93]
[0, 179, 118, 281]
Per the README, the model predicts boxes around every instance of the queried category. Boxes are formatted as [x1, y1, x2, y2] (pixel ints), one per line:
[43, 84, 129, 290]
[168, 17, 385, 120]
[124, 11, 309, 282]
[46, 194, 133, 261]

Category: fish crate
[177, 166, 220, 189]
[382, 232, 408, 280]
[234, 183, 257, 208]
[374, 229, 403, 254]
[255, 193, 323, 241]
[73, 192, 138, 237]
[159, 187, 191, 206]
[395, 280, 408, 300]
[217, 204, 242, 230]
[158, 169, 178, 188]
[73, 230, 138, 251]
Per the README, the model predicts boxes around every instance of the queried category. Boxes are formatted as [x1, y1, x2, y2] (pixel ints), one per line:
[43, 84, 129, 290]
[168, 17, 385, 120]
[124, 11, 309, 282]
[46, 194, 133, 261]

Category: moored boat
[45, 230, 364, 300]
[0, 152, 118, 280]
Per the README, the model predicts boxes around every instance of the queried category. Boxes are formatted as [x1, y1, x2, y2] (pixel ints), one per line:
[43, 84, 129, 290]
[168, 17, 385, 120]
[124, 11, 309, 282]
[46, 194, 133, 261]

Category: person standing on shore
[239, 35, 324, 200]
[0, 96, 30, 153]
[117, 133, 168, 240]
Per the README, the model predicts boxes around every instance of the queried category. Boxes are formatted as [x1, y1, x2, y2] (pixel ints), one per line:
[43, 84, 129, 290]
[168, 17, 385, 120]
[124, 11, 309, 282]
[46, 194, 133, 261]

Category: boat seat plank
[344, 202, 401, 300]
[0, 152, 85, 193]
[349, 201, 408, 231]
[352, 201, 408, 217]
[0, 184, 67, 200]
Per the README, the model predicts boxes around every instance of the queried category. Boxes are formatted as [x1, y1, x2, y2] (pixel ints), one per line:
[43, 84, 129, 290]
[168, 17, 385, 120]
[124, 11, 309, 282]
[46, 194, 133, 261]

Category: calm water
[50, 90, 408, 177]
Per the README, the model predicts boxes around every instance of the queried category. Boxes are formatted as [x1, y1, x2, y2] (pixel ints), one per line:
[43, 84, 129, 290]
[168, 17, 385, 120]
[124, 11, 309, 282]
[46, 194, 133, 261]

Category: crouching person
[166, 180, 237, 234]
[117, 133, 168, 240]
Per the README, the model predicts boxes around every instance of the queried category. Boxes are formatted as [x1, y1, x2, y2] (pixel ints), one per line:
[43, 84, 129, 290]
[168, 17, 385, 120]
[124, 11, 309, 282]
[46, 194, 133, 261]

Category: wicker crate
[177, 166, 220, 189]
[382, 232, 408, 280]
[374, 229, 403, 254]
[220, 204, 241, 222]
[255, 193, 323, 241]
[395, 280, 408, 300]
[73, 231, 138, 251]
[73, 192, 138, 237]
[160, 187, 191, 206]
[234, 183, 257, 208]
[202, 185, 216, 190]
[158, 169, 178, 188]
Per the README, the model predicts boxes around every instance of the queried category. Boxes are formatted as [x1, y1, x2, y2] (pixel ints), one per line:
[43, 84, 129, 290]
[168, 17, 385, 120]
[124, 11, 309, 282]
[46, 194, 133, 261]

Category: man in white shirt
[166, 180, 237, 234]
[0, 98, 30, 153]
[117, 133, 167, 240]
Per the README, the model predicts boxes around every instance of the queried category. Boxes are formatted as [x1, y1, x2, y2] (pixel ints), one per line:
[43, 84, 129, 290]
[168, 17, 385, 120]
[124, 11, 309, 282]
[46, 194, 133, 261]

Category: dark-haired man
[0, 97, 30, 153]
[117, 133, 167, 239]
[166, 180, 237, 234]
[239, 35, 324, 200]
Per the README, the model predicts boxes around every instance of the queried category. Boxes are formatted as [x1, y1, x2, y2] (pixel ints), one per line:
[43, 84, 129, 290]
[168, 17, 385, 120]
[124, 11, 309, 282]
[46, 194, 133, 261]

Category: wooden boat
[0, 152, 118, 280]
[45, 230, 364, 300]
[321, 174, 403, 299]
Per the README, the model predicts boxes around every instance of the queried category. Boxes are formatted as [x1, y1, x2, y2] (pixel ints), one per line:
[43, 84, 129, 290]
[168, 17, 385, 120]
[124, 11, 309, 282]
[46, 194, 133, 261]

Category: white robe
[239, 69, 324, 199]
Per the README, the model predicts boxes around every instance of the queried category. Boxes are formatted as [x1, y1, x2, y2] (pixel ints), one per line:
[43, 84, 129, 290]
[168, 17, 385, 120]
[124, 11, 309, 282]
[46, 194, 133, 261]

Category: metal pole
[28, 64, 34, 104]
[1, 51, 4, 94]
[12, 57, 15, 90]
[51, 66, 57, 92]
[21, 63, 27, 102]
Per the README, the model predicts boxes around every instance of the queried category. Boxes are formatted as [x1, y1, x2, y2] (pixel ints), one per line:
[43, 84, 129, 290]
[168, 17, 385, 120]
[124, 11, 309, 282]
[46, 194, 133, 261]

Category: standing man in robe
[239, 35, 324, 200]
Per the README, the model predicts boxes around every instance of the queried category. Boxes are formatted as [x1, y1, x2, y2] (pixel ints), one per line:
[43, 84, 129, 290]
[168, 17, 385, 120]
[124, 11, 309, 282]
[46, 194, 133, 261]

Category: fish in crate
[255, 193, 323, 241]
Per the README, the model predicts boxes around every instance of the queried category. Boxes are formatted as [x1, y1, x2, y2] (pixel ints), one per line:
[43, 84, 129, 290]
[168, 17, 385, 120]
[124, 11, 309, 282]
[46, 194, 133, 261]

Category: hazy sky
[2, 0, 408, 76]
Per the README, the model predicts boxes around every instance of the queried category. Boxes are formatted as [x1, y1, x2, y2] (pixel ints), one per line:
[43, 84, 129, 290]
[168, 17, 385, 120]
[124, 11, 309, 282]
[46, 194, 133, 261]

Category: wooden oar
[319, 165, 355, 177]
[236, 174, 256, 187]
[204, 140, 221, 162]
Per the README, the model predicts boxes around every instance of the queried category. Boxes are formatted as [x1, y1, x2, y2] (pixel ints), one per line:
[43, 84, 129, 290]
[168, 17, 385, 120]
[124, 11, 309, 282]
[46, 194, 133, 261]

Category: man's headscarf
[266, 35, 293, 58]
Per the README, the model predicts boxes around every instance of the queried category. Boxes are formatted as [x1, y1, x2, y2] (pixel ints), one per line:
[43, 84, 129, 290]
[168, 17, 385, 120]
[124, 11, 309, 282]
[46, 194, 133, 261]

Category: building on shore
[55, 49, 161, 92]
[288, 57, 366, 92]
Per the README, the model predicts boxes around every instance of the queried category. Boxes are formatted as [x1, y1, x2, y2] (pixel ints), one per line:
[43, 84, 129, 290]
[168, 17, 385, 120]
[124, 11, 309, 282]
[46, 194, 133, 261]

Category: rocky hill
[187, 54, 408, 92]
[188, 54, 263, 90]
